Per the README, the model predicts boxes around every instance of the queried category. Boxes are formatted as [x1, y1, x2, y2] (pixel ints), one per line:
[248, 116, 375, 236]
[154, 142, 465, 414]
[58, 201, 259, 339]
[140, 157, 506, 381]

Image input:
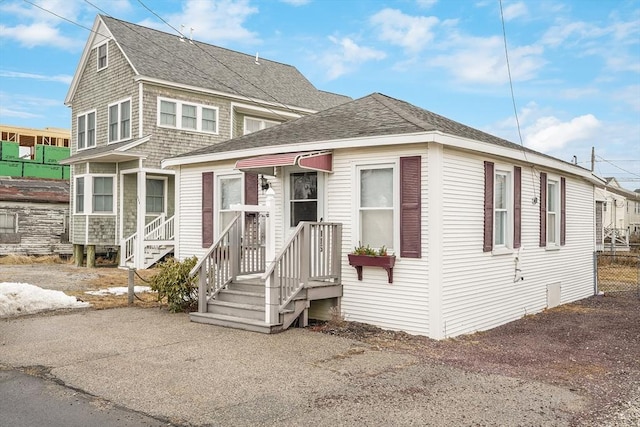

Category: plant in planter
[347, 244, 396, 283]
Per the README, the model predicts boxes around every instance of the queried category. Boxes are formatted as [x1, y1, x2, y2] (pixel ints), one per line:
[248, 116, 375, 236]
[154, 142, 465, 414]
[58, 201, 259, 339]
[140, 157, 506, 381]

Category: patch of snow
[85, 286, 153, 296]
[0, 282, 90, 318]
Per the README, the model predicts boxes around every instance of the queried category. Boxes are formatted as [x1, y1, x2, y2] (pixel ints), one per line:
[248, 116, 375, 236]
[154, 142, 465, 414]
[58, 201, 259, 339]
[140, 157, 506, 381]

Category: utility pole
[591, 147, 595, 172]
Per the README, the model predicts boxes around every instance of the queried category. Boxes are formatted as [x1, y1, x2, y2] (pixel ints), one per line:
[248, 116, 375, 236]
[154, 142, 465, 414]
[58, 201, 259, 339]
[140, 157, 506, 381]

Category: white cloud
[524, 114, 601, 152]
[139, 0, 259, 45]
[502, 2, 528, 21]
[559, 87, 599, 100]
[0, 22, 81, 50]
[430, 35, 545, 84]
[320, 36, 386, 80]
[370, 8, 439, 54]
[0, 70, 72, 84]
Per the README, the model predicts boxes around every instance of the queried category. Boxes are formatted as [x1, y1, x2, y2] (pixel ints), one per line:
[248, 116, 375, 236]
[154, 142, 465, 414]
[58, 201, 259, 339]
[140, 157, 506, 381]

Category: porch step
[216, 289, 264, 305]
[190, 312, 282, 334]
[207, 300, 265, 321]
[227, 278, 265, 293]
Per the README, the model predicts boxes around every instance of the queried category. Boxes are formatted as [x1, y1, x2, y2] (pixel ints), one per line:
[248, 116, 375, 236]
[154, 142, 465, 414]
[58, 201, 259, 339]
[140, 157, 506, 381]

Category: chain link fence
[596, 253, 640, 297]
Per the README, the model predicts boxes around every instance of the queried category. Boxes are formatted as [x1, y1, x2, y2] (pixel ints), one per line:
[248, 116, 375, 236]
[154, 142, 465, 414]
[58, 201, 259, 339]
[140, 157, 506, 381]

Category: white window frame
[75, 176, 85, 214]
[284, 168, 324, 229]
[243, 116, 279, 135]
[77, 110, 96, 150]
[353, 161, 399, 252]
[97, 42, 108, 71]
[547, 178, 560, 246]
[493, 168, 513, 249]
[146, 176, 167, 215]
[0, 212, 18, 234]
[157, 97, 219, 134]
[216, 173, 243, 235]
[87, 174, 116, 215]
[107, 98, 132, 143]
[635, 202, 640, 215]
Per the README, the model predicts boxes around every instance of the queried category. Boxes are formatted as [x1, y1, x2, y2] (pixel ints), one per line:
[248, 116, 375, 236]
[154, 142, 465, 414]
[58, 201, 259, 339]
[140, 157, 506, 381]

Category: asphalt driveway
[0, 307, 584, 426]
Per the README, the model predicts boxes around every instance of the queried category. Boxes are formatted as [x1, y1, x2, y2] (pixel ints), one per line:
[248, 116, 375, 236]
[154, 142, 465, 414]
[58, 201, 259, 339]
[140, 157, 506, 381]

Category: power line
[596, 155, 640, 178]
[26, 0, 304, 124]
[499, 0, 537, 199]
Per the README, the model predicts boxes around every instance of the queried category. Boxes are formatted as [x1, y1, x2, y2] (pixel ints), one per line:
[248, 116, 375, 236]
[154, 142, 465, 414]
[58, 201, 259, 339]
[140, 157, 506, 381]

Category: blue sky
[0, 0, 639, 190]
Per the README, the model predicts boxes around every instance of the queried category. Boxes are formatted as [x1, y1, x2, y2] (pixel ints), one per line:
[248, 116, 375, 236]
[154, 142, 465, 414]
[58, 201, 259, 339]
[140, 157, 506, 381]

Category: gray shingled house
[61, 15, 349, 268]
[163, 93, 604, 338]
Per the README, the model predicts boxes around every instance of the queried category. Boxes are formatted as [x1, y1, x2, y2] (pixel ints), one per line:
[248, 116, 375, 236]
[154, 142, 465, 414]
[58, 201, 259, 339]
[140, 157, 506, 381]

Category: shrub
[149, 256, 198, 312]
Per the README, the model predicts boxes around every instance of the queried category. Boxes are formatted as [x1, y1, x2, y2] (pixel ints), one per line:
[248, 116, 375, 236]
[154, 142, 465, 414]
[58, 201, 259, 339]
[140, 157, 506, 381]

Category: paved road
[0, 369, 167, 427]
[0, 308, 586, 426]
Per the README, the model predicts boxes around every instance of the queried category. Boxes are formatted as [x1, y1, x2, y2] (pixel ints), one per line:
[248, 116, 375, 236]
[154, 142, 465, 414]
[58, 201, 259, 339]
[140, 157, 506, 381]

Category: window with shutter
[514, 166, 522, 249]
[483, 162, 494, 252]
[202, 172, 214, 248]
[400, 156, 421, 258]
[539, 172, 547, 247]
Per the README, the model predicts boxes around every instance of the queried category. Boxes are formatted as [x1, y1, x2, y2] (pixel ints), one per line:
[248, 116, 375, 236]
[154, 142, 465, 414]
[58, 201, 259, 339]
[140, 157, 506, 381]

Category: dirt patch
[0, 261, 160, 310]
[311, 293, 640, 426]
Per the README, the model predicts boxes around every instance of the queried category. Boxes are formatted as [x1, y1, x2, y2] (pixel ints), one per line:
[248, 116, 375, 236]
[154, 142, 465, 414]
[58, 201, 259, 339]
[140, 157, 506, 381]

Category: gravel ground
[1, 262, 638, 426]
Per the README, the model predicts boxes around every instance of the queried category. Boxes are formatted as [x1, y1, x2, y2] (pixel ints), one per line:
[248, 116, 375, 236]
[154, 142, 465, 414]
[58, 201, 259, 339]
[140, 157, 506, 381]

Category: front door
[284, 168, 324, 233]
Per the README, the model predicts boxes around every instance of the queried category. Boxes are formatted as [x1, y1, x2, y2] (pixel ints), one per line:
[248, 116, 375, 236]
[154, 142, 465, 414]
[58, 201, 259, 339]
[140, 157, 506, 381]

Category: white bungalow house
[163, 93, 605, 339]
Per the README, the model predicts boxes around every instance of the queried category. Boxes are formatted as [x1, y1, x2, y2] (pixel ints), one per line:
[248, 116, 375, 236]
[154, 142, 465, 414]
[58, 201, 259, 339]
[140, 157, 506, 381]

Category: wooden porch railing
[604, 227, 630, 247]
[190, 210, 269, 313]
[263, 222, 342, 323]
[120, 214, 175, 268]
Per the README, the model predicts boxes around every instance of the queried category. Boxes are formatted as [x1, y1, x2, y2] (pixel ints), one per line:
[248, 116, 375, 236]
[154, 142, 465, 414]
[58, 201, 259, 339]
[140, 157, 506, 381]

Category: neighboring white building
[164, 93, 605, 339]
[595, 178, 640, 251]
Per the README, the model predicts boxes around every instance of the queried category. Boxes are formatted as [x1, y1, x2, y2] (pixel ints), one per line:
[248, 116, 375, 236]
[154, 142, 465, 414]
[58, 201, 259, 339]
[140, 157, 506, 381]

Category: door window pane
[146, 179, 164, 213]
[290, 172, 317, 227]
[220, 177, 242, 230]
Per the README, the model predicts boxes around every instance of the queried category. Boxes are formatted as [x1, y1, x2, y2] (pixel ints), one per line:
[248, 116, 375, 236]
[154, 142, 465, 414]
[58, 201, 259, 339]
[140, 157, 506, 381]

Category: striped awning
[235, 151, 332, 176]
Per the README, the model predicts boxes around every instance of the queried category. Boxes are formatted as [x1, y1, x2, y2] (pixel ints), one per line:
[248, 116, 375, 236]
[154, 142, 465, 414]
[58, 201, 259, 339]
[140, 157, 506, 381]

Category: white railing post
[264, 187, 276, 324]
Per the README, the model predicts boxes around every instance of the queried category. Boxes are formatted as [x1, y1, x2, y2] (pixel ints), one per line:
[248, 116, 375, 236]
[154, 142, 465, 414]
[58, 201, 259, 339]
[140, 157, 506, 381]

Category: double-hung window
[157, 98, 218, 134]
[483, 162, 521, 253]
[97, 43, 108, 70]
[75, 177, 85, 213]
[244, 117, 279, 135]
[539, 173, 565, 247]
[146, 178, 165, 214]
[358, 164, 395, 250]
[93, 177, 114, 213]
[494, 171, 510, 247]
[546, 179, 559, 246]
[77, 111, 96, 150]
[108, 99, 131, 143]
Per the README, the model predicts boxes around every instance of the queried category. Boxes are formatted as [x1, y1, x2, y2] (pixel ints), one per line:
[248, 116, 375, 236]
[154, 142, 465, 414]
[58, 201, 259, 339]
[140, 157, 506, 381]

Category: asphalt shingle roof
[101, 15, 349, 112]
[176, 93, 549, 159]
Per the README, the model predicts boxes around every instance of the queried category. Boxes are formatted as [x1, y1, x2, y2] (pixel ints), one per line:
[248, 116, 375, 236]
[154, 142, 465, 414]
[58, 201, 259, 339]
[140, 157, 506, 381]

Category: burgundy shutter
[560, 177, 566, 246]
[244, 172, 258, 205]
[400, 156, 421, 258]
[539, 172, 547, 247]
[483, 161, 494, 252]
[513, 166, 522, 249]
[202, 172, 214, 248]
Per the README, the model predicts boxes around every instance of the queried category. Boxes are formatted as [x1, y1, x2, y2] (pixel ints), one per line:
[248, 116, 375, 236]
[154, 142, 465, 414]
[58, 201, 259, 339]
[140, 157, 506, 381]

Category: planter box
[347, 254, 396, 284]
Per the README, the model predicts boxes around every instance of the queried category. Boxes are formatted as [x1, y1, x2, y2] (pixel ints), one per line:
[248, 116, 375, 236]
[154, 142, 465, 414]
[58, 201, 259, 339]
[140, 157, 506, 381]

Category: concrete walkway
[0, 308, 585, 426]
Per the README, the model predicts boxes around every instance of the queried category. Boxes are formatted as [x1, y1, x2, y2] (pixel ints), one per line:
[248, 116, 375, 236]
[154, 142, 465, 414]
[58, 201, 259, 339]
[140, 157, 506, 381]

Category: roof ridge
[370, 93, 434, 131]
[100, 14, 297, 70]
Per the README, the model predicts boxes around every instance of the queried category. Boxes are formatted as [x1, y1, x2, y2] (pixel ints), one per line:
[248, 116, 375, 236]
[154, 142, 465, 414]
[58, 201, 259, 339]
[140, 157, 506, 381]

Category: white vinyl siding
[440, 148, 594, 338]
[157, 97, 218, 134]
